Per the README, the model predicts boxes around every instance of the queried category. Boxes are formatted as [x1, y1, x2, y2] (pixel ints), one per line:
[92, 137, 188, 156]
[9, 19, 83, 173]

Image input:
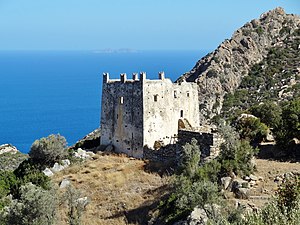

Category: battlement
[102, 71, 172, 84]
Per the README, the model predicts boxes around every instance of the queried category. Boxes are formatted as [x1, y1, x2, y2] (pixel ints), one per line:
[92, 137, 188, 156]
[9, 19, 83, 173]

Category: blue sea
[0, 50, 207, 153]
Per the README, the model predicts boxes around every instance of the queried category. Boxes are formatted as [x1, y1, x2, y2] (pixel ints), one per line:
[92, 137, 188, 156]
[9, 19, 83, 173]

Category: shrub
[274, 98, 300, 152]
[277, 175, 300, 211]
[250, 101, 282, 128]
[12, 159, 51, 198]
[0, 171, 17, 199]
[256, 26, 264, 35]
[178, 138, 201, 178]
[206, 69, 218, 78]
[158, 140, 221, 224]
[61, 185, 88, 225]
[218, 124, 258, 176]
[160, 175, 220, 224]
[29, 134, 68, 167]
[235, 117, 268, 145]
[6, 183, 57, 225]
[0, 171, 17, 211]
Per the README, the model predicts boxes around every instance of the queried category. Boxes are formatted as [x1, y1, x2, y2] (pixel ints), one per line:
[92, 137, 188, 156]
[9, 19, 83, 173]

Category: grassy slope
[52, 153, 300, 225]
[52, 154, 168, 225]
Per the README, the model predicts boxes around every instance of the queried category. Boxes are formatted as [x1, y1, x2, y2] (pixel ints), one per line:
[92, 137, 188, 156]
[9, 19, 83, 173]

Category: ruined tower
[100, 72, 200, 158]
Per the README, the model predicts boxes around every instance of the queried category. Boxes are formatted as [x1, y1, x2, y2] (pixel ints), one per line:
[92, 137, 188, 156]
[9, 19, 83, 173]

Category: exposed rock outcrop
[177, 7, 300, 124]
[71, 128, 101, 151]
[0, 144, 28, 171]
[0, 144, 19, 155]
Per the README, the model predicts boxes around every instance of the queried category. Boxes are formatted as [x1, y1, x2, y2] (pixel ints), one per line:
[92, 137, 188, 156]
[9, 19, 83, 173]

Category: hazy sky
[0, 0, 299, 51]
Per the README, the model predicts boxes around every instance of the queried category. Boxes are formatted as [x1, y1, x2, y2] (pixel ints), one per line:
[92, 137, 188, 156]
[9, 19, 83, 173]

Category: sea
[0, 50, 207, 153]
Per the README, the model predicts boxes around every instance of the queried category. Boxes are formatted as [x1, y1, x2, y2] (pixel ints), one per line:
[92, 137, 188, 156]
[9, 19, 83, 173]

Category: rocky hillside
[177, 7, 300, 124]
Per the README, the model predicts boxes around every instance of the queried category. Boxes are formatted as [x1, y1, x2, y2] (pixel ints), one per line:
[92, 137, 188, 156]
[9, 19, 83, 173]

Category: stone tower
[100, 72, 200, 158]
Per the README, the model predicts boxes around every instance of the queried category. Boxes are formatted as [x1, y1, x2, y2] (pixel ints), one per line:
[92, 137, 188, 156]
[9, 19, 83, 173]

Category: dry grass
[52, 153, 300, 224]
[52, 154, 168, 225]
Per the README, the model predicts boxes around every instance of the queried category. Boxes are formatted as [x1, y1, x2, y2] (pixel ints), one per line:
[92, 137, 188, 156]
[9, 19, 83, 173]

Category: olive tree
[29, 134, 67, 167]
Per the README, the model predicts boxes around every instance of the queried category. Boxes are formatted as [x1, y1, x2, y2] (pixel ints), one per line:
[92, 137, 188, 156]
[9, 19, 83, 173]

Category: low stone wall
[143, 130, 223, 163]
[143, 144, 176, 162]
[177, 129, 222, 161]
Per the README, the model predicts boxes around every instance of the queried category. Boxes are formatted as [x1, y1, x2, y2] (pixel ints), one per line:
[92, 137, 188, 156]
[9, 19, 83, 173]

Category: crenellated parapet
[102, 71, 172, 83]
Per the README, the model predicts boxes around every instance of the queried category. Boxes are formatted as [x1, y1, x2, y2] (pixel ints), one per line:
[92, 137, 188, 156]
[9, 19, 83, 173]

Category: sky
[0, 0, 299, 51]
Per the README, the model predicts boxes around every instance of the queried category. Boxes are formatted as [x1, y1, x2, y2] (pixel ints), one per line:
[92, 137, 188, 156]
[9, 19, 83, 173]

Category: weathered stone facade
[100, 72, 200, 158]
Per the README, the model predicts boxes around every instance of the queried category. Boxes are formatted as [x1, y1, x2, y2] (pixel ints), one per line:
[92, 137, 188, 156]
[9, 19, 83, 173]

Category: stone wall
[100, 73, 144, 158]
[143, 129, 223, 163]
[143, 144, 176, 162]
[143, 75, 199, 149]
[177, 129, 222, 161]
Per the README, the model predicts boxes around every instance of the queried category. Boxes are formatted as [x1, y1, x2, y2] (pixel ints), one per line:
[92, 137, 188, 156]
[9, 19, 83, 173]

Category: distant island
[93, 48, 139, 54]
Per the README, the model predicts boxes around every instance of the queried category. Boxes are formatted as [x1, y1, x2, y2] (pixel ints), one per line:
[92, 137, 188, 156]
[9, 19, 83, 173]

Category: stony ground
[53, 154, 300, 225]
[227, 158, 300, 208]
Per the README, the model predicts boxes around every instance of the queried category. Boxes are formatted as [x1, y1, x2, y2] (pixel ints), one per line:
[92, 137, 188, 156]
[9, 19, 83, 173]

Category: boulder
[60, 179, 71, 189]
[74, 148, 95, 159]
[72, 128, 101, 150]
[187, 207, 208, 225]
[221, 177, 232, 190]
[235, 188, 250, 199]
[243, 176, 251, 182]
[61, 159, 71, 167]
[231, 179, 248, 191]
[43, 168, 54, 177]
[52, 163, 65, 173]
[249, 174, 258, 181]
[76, 197, 89, 208]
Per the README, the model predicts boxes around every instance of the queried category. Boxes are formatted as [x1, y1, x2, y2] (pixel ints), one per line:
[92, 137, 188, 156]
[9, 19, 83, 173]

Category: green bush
[0, 171, 17, 211]
[29, 134, 68, 167]
[218, 124, 258, 176]
[250, 101, 282, 128]
[178, 138, 201, 178]
[277, 175, 300, 211]
[236, 117, 268, 145]
[5, 183, 57, 225]
[160, 175, 220, 224]
[274, 98, 300, 151]
[61, 185, 88, 225]
[158, 139, 221, 224]
[0, 171, 17, 199]
[12, 159, 51, 199]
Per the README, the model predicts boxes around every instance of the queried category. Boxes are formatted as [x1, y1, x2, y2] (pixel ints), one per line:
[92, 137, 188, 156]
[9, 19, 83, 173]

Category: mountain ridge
[177, 7, 300, 124]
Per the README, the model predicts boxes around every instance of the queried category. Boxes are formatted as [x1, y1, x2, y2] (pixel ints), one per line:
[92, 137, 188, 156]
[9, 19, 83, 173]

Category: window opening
[119, 97, 124, 104]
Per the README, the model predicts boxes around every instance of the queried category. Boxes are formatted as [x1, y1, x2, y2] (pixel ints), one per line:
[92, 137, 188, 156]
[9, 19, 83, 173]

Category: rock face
[176, 7, 300, 124]
[0, 144, 19, 155]
[71, 128, 101, 151]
